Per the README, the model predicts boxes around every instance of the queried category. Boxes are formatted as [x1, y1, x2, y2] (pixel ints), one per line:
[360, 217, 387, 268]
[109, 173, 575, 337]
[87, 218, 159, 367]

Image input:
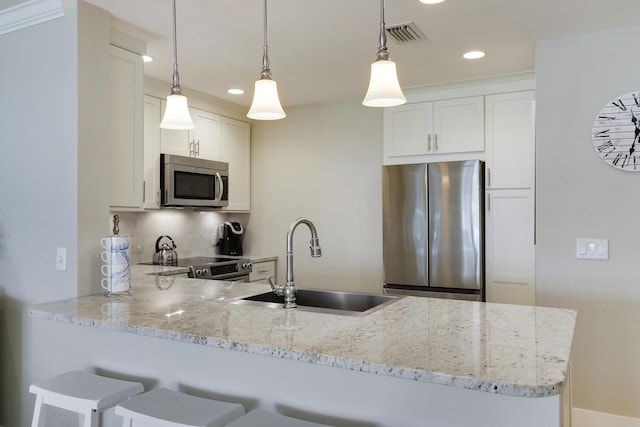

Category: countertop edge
[27, 305, 568, 399]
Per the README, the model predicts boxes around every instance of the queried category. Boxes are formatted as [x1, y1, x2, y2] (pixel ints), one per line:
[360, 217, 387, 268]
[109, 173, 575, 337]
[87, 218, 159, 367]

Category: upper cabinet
[160, 103, 222, 161]
[221, 117, 251, 212]
[143, 95, 161, 209]
[384, 96, 484, 160]
[109, 45, 144, 209]
[484, 91, 535, 189]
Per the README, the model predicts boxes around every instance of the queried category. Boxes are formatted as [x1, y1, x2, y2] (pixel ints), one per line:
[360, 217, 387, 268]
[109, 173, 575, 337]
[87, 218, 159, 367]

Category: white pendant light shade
[247, 78, 286, 120]
[159, 0, 194, 130]
[160, 94, 194, 129]
[362, 59, 406, 107]
[363, 0, 406, 108]
[247, 0, 286, 121]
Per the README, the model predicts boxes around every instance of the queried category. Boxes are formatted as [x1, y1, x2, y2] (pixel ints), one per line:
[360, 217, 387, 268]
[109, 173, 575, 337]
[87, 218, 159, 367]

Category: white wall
[536, 27, 640, 419]
[0, 1, 110, 425]
[0, 6, 78, 427]
[248, 101, 384, 293]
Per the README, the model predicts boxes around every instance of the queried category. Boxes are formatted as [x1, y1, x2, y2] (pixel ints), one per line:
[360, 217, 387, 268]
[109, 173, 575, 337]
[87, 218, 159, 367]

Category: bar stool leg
[31, 394, 47, 427]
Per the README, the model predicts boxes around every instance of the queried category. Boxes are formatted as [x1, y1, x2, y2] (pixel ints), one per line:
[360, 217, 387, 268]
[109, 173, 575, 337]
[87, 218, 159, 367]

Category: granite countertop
[29, 265, 576, 399]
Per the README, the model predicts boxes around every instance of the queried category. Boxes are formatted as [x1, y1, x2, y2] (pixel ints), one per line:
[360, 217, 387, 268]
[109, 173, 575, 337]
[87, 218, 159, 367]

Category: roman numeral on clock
[613, 99, 627, 111]
[612, 152, 625, 166]
[597, 140, 614, 153]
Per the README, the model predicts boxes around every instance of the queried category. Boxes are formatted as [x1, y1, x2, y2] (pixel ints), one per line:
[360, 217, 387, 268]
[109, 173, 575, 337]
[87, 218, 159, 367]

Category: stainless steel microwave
[160, 154, 229, 208]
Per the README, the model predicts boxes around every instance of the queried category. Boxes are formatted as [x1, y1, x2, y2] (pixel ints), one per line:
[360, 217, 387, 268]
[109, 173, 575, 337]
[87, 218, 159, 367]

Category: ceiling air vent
[385, 22, 427, 44]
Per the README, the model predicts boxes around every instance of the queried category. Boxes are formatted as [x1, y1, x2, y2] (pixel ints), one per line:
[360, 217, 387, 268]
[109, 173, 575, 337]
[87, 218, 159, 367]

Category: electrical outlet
[56, 247, 66, 271]
[576, 238, 608, 260]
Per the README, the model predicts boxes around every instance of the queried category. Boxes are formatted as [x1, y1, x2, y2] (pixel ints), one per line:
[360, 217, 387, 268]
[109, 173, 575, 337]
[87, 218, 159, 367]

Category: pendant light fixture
[362, 0, 407, 107]
[160, 0, 194, 129]
[247, 0, 286, 120]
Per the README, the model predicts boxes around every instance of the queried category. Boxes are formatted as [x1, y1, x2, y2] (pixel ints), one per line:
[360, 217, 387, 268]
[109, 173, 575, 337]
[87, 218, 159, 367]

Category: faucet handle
[267, 276, 277, 292]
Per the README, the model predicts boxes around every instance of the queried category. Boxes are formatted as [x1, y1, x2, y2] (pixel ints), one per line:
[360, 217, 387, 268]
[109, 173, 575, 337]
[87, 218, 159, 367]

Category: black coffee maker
[218, 221, 244, 256]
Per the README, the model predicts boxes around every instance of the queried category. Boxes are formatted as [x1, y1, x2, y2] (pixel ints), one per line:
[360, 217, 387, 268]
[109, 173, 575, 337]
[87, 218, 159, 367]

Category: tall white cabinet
[484, 91, 536, 305]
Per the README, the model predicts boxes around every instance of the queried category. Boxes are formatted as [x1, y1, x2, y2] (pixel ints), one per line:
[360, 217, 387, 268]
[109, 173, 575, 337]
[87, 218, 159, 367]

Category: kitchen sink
[228, 288, 402, 316]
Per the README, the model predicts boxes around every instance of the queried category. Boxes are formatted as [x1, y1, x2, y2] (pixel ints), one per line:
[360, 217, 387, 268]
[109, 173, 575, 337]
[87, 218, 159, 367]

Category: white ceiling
[86, 0, 640, 108]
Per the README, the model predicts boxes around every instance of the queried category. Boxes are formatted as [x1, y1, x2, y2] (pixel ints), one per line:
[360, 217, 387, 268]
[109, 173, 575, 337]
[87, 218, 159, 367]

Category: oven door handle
[215, 172, 224, 204]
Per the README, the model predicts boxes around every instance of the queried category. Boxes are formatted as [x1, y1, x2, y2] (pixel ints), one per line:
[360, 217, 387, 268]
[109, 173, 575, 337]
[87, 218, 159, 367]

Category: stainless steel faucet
[269, 218, 322, 308]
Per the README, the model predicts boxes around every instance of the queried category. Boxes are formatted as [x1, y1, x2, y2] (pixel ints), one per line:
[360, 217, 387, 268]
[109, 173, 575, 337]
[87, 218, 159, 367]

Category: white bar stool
[29, 370, 144, 427]
[225, 409, 332, 427]
[115, 388, 245, 427]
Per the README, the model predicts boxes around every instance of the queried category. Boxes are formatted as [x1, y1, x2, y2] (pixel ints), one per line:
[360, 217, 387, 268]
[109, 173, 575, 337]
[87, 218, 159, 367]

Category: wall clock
[592, 90, 640, 171]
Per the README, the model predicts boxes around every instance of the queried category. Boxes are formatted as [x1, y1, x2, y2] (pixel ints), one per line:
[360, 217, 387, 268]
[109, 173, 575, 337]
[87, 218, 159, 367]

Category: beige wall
[248, 101, 384, 294]
[536, 27, 640, 418]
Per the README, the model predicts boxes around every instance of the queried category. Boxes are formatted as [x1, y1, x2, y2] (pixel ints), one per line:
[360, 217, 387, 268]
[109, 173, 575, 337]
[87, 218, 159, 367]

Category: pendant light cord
[260, 0, 272, 78]
[376, 0, 389, 61]
[170, 0, 183, 94]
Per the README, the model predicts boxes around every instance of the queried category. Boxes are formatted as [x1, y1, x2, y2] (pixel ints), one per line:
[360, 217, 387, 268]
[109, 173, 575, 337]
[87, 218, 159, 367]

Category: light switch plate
[576, 238, 608, 260]
[56, 247, 66, 271]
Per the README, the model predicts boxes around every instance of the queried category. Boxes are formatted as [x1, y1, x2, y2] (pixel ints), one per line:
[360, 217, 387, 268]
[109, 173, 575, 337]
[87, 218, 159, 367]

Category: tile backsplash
[109, 210, 249, 264]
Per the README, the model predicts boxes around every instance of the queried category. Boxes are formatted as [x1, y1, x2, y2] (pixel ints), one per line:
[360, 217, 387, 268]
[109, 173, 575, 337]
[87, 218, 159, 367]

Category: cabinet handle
[196, 140, 200, 157]
[143, 181, 146, 203]
[486, 193, 491, 212]
[487, 168, 491, 187]
[427, 134, 432, 151]
[434, 134, 439, 151]
[189, 140, 195, 157]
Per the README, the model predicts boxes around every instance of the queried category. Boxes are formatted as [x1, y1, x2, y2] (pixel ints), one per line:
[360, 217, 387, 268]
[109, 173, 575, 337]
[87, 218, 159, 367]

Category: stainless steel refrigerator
[382, 160, 485, 301]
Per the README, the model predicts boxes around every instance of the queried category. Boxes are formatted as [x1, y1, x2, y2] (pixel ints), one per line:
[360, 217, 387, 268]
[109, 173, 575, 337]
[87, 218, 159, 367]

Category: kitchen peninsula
[29, 265, 576, 427]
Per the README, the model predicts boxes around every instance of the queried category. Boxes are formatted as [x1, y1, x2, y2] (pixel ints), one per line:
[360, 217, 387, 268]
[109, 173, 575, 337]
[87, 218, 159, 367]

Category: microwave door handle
[215, 172, 223, 203]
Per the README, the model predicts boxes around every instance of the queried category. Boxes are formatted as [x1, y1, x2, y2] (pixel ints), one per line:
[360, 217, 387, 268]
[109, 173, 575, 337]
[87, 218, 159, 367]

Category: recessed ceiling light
[227, 88, 245, 95]
[419, 0, 445, 4]
[142, 55, 153, 63]
[463, 50, 485, 59]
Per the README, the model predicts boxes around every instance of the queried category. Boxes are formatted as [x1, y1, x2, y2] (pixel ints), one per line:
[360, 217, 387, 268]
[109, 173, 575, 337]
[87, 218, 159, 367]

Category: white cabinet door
[221, 117, 251, 211]
[192, 109, 222, 160]
[109, 45, 143, 209]
[485, 189, 535, 306]
[384, 96, 484, 159]
[143, 95, 161, 209]
[485, 91, 535, 189]
[159, 103, 222, 160]
[384, 102, 433, 157]
[433, 96, 484, 154]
